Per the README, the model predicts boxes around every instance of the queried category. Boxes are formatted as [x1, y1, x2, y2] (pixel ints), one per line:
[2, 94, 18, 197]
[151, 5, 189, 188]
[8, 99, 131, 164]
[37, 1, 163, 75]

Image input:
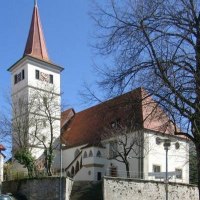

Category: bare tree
[9, 94, 38, 177]
[29, 84, 61, 176]
[0, 114, 12, 145]
[12, 95, 34, 151]
[103, 122, 149, 178]
[7, 82, 61, 177]
[90, 0, 200, 195]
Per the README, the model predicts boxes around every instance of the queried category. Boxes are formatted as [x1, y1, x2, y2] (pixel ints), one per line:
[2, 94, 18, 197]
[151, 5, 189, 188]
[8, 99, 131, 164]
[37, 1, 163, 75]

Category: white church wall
[53, 145, 85, 170]
[74, 166, 95, 181]
[10, 57, 62, 168]
[53, 130, 189, 183]
[143, 132, 189, 183]
[27, 61, 61, 94]
[10, 62, 29, 94]
[102, 132, 142, 178]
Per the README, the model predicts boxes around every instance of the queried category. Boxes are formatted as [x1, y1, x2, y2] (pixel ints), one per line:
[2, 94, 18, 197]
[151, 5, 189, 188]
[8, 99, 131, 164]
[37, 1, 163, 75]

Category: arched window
[89, 150, 93, 157]
[96, 150, 101, 157]
[75, 161, 80, 174]
[67, 171, 70, 177]
[83, 151, 88, 158]
[74, 149, 80, 158]
[71, 166, 75, 177]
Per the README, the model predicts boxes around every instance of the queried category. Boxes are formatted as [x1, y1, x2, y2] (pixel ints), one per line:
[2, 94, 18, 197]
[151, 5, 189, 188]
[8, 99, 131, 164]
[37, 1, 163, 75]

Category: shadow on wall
[13, 193, 28, 200]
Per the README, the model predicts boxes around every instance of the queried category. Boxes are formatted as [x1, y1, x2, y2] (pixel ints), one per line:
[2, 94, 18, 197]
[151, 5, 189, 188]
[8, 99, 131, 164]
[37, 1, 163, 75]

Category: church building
[7, 2, 189, 184]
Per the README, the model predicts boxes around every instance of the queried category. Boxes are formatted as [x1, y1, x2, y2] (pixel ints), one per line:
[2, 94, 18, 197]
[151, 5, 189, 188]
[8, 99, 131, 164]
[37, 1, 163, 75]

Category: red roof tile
[61, 88, 176, 148]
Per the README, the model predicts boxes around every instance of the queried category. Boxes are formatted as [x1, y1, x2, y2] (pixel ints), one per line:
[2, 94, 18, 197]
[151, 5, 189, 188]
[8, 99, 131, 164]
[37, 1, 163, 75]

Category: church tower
[8, 2, 63, 159]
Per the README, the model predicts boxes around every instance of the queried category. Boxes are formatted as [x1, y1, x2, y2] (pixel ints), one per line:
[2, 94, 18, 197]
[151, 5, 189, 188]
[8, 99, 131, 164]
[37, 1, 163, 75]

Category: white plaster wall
[27, 61, 60, 94]
[53, 145, 85, 170]
[10, 58, 61, 161]
[102, 132, 142, 178]
[74, 166, 95, 181]
[11, 62, 28, 94]
[54, 132, 143, 180]
[74, 166, 105, 181]
[143, 132, 189, 183]
[53, 131, 189, 183]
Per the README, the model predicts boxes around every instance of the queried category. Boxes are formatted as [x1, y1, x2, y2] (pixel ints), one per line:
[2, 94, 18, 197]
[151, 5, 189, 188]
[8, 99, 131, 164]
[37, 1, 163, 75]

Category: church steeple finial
[24, 1, 50, 61]
[34, 0, 37, 6]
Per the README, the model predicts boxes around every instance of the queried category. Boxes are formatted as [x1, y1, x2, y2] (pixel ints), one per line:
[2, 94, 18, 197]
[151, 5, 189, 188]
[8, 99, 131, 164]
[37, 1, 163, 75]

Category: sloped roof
[61, 88, 176, 148]
[23, 3, 49, 61]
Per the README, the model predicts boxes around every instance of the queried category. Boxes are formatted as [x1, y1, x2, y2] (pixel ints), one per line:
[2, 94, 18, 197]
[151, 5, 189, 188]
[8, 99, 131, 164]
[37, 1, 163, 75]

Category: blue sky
[0, 0, 99, 114]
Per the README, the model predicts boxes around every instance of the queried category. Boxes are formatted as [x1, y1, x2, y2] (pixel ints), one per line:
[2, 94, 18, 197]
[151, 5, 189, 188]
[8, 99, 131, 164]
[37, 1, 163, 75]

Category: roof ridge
[66, 87, 144, 115]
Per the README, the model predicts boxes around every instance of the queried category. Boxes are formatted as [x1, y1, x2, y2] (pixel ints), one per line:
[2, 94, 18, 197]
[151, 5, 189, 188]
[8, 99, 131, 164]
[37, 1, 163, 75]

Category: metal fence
[105, 169, 188, 183]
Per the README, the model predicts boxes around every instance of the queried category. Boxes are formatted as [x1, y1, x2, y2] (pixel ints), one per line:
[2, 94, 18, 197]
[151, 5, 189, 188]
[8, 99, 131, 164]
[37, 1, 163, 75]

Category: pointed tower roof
[24, 2, 50, 61]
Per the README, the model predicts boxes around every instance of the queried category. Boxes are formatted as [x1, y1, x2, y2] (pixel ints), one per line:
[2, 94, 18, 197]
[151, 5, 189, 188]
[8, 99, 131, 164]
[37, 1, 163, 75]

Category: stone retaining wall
[2, 177, 73, 200]
[104, 177, 198, 200]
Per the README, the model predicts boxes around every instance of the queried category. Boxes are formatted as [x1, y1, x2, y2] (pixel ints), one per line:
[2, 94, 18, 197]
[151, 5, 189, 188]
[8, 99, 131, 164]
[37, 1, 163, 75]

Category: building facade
[54, 88, 189, 183]
[8, 2, 189, 184]
[8, 2, 63, 160]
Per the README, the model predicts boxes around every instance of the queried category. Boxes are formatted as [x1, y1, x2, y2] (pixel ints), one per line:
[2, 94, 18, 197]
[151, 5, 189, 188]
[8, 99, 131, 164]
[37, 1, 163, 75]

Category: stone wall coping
[103, 176, 198, 188]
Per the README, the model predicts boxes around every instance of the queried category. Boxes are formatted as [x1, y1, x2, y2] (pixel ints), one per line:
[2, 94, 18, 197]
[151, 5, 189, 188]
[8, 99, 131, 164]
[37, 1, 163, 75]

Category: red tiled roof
[24, 3, 49, 61]
[61, 88, 176, 148]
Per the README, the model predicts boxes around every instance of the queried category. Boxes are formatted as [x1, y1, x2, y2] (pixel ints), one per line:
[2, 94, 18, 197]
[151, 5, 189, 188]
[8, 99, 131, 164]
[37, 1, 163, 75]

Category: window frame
[35, 70, 40, 79]
[22, 69, 25, 80]
[109, 141, 118, 159]
[49, 74, 53, 84]
[14, 74, 18, 84]
[153, 164, 161, 173]
[175, 168, 182, 179]
[89, 150, 93, 157]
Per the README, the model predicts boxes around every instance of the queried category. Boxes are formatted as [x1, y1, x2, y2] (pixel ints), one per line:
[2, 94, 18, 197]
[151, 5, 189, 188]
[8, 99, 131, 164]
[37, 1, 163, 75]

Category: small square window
[153, 165, 161, 172]
[175, 168, 182, 179]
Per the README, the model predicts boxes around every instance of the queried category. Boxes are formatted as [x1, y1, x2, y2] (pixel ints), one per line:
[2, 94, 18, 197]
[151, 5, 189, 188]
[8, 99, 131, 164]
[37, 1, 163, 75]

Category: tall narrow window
[17, 73, 21, 82]
[35, 70, 40, 79]
[83, 151, 88, 158]
[89, 150, 93, 157]
[109, 141, 117, 159]
[175, 168, 182, 179]
[22, 69, 25, 80]
[49, 74, 53, 84]
[14, 74, 17, 84]
[96, 150, 101, 157]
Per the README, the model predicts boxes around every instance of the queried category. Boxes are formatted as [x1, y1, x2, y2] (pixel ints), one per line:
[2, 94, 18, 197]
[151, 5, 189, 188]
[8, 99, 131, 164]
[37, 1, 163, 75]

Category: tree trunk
[125, 162, 130, 178]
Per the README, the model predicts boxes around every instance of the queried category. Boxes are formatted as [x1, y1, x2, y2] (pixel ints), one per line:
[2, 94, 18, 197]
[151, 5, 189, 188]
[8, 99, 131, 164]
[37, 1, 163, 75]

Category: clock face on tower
[40, 72, 49, 82]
